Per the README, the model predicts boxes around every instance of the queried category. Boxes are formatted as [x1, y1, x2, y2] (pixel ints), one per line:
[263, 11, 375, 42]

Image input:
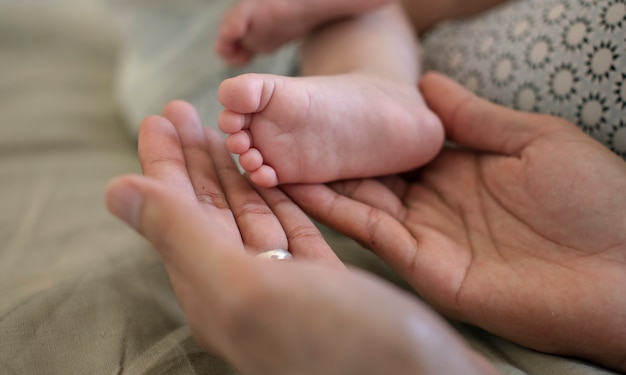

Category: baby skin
[217, 0, 443, 187]
[218, 73, 444, 187]
[216, 0, 394, 66]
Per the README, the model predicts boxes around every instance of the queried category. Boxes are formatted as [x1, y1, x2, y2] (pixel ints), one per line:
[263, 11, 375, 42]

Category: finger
[106, 175, 250, 282]
[215, 2, 255, 65]
[162, 101, 231, 212]
[420, 72, 553, 156]
[283, 184, 418, 274]
[220, 42, 255, 67]
[106, 174, 261, 362]
[138, 115, 195, 197]
[328, 178, 407, 222]
[255, 185, 344, 268]
[205, 128, 289, 253]
[217, 1, 251, 45]
[378, 175, 410, 198]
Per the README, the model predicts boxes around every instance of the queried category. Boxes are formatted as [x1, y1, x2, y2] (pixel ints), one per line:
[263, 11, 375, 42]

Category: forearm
[401, 0, 510, 33]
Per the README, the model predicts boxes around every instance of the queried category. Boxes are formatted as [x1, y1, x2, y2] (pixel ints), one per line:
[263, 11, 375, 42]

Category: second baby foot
[216, 0, 394, 66]
[217, 73, 444, 187]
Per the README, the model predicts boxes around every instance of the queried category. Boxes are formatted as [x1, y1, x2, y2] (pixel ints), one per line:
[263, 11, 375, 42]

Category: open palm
[106, 100, 498, 375]
[285, 73, 626, 372]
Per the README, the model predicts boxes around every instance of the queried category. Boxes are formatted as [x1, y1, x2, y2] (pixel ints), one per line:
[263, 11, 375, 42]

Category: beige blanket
[0, 2, 617, 374]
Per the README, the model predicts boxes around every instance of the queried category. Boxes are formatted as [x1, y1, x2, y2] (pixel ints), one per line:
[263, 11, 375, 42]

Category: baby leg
[218, 4, 444, 187]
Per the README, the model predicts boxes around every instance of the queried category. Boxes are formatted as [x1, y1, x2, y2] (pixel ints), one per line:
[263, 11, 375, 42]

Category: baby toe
[218, 110, 249, 133]
[239, 148, 264, 172]
[250, 165, 279, 188]
[225, 131, 252, 154]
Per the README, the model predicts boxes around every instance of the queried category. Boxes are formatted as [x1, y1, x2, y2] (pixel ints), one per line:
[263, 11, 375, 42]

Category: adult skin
[106, 100, 496, 375]
[284, 72, 626, 372]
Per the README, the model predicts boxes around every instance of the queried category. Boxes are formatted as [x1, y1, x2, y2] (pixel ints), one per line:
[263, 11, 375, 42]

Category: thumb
[420, 72, 549, 156]
[105, 175, 245, 277]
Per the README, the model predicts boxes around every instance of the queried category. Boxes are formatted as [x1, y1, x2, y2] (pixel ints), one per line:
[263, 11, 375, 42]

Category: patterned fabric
[422, 0, 626, 159]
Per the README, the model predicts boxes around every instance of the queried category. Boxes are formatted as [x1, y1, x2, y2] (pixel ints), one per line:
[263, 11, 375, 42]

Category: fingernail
[107, 179, 143, 230]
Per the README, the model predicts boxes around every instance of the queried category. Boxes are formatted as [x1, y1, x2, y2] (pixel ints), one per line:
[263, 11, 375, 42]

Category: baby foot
[216, 0, 393, 66]
[217, 73, 444, 187]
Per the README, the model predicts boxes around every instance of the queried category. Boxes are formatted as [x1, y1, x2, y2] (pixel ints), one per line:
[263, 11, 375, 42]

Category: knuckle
[232, 199, 273, 220]
[142, 155, 185, 170]
[286, 223, 321, 243]
[196, 190, 229, 209]
[364, 207, 384, 248]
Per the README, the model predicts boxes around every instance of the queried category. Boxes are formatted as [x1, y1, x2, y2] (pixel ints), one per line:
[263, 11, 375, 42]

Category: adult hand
[105, 101, 497, 375]
[285, 72, 626, 372]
